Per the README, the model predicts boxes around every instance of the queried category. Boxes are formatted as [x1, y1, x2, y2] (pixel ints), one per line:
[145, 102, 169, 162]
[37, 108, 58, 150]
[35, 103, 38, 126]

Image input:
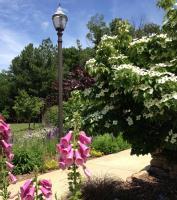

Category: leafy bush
[13, 137, 58, 174]
[13, 148, 44, 175]
[91, 134, 130, 155]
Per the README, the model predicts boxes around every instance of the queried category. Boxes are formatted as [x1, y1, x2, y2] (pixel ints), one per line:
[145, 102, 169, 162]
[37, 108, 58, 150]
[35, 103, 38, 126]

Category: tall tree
[10, 39, 56, 98]
[86, 14, 110, 47]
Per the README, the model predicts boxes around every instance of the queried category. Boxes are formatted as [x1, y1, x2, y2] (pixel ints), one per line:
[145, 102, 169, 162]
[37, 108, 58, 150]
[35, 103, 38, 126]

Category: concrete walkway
[7, 149, 151, 199]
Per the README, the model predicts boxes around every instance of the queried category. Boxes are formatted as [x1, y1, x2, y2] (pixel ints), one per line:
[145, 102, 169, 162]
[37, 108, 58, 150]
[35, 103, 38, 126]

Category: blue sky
[0, 0, 164, 70]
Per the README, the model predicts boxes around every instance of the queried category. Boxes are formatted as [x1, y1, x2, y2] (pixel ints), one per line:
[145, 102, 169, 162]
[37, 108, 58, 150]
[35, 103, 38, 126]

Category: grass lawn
[10, 123, 43, 136]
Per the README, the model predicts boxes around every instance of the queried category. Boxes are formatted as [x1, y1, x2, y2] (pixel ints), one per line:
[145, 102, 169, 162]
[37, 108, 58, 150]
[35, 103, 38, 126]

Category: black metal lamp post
[52, 4, 68, 138]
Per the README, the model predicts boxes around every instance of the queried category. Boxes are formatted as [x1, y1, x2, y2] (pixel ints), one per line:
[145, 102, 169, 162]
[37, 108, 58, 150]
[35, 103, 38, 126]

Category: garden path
[8, 149, 151, 199]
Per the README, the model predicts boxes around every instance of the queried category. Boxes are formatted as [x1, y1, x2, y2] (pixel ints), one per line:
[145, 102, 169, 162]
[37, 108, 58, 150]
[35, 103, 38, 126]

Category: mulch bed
[81, 172, 177, 200]
[122, 173, 177, 200]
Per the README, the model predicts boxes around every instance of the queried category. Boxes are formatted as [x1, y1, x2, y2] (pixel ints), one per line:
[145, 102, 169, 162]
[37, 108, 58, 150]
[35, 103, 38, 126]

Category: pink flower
[20, 179, 33, 199]
[60, 131, 72, 147]
[61, 145, 72, 157]
[59, 158, 67, 170]
[75, 149, 84, 166]
[65, 148, 74, 166]
[6, 161, 14, 171]
[6, 152, 14, 161]
[8, 172, 17, 184]
[39, 179, 52, 190]
[79, 142, 90, 157]
[40, 186, 52, 198]
[0, 122, 11, 141]
[79, 131, 91, 145]
[25, 186, 35, 200]
[83, 166, 92, 179]
[1, 140, 12, 152]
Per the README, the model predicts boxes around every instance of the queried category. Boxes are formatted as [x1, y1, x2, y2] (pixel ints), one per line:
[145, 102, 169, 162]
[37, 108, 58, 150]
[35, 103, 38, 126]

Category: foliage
[13, 136, 58, 174]
[90, 149, 103, 157]
[13, 145, 45, 175]
[13, 90, 44, 127]
[91, 134, 130, 155]
[83, 5, 177, 156]
[87, 14, 110, 47]
[45, 90, 90, 131]
[43, 159, 58, 171]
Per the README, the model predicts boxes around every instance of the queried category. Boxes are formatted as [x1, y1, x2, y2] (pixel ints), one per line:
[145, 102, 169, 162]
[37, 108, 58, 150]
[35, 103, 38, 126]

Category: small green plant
[92, 134, 130, 155]
[90, 148, 104, 157]
[43, 159, 58, 171]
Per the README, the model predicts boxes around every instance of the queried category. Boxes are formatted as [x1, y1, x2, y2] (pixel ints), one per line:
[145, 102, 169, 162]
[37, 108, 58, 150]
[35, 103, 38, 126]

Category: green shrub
[13, 138, 58, 174]
[13, 148, 44, 175]
[91, 134, 130, 155]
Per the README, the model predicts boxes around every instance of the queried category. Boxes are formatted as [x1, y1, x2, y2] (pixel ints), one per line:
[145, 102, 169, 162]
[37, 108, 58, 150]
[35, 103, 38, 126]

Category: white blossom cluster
[113, 64, 177, 81]
[144, 92, 177, 109]
[110, 90, 119, 98]
[101, 35, 118, 41]
[130, 34, 171, 46]
[152, 63, 173, 69]
[86, 58, 96, 68]
[130, 37, 151, 46]
[165, 130, 177, 144]
[102, 105, 114, 115]
[126, 116, 134, 126]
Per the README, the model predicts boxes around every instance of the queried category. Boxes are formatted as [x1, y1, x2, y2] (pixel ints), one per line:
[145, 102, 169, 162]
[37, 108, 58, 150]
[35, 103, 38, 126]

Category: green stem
[34, 172, 38, 200]
[73, 164, 77, 195]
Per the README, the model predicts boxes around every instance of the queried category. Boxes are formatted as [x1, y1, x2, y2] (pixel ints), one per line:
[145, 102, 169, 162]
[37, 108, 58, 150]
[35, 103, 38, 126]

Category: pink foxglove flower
[79, 131, 91, 145]
[75, 149, 84, 166]
[6, 152, 14, 162]
[40, 186, 52, 198]
[65, 148, 74, 166]
[20, 179, 33, 199]
[8, 172, 17, 184]
[83, 166, 91, 179]
[61, 145, 72, 157]
[59, 157, 67, 170]
[60, 131, 72, 147]
[1, 140, 12, 151]
[79, 142, 90, 157]
[6, 161, 14, 171]
[39, 179, 52, 190]
[25, 186, 35, 200]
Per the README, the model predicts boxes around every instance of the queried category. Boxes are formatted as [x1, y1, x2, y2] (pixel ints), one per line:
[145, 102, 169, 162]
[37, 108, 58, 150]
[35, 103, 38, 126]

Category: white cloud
[41, 21, 49, 30]
[0, 27, 31, 70]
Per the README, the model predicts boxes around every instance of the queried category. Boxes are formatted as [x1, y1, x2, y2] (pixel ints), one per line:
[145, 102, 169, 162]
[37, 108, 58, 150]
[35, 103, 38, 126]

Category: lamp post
[52, 4, 68, 138]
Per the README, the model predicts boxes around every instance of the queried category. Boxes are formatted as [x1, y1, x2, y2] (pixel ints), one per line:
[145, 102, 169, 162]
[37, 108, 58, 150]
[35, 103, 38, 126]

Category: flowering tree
[82, 0, 177, 157]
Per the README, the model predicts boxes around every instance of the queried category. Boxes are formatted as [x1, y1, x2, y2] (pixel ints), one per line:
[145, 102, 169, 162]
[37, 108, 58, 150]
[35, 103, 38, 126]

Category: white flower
[126, 117, 133, 126]
[136, 115, 141, 121]
[113, 120, 118, 125]
[104, 122, 111, 128]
